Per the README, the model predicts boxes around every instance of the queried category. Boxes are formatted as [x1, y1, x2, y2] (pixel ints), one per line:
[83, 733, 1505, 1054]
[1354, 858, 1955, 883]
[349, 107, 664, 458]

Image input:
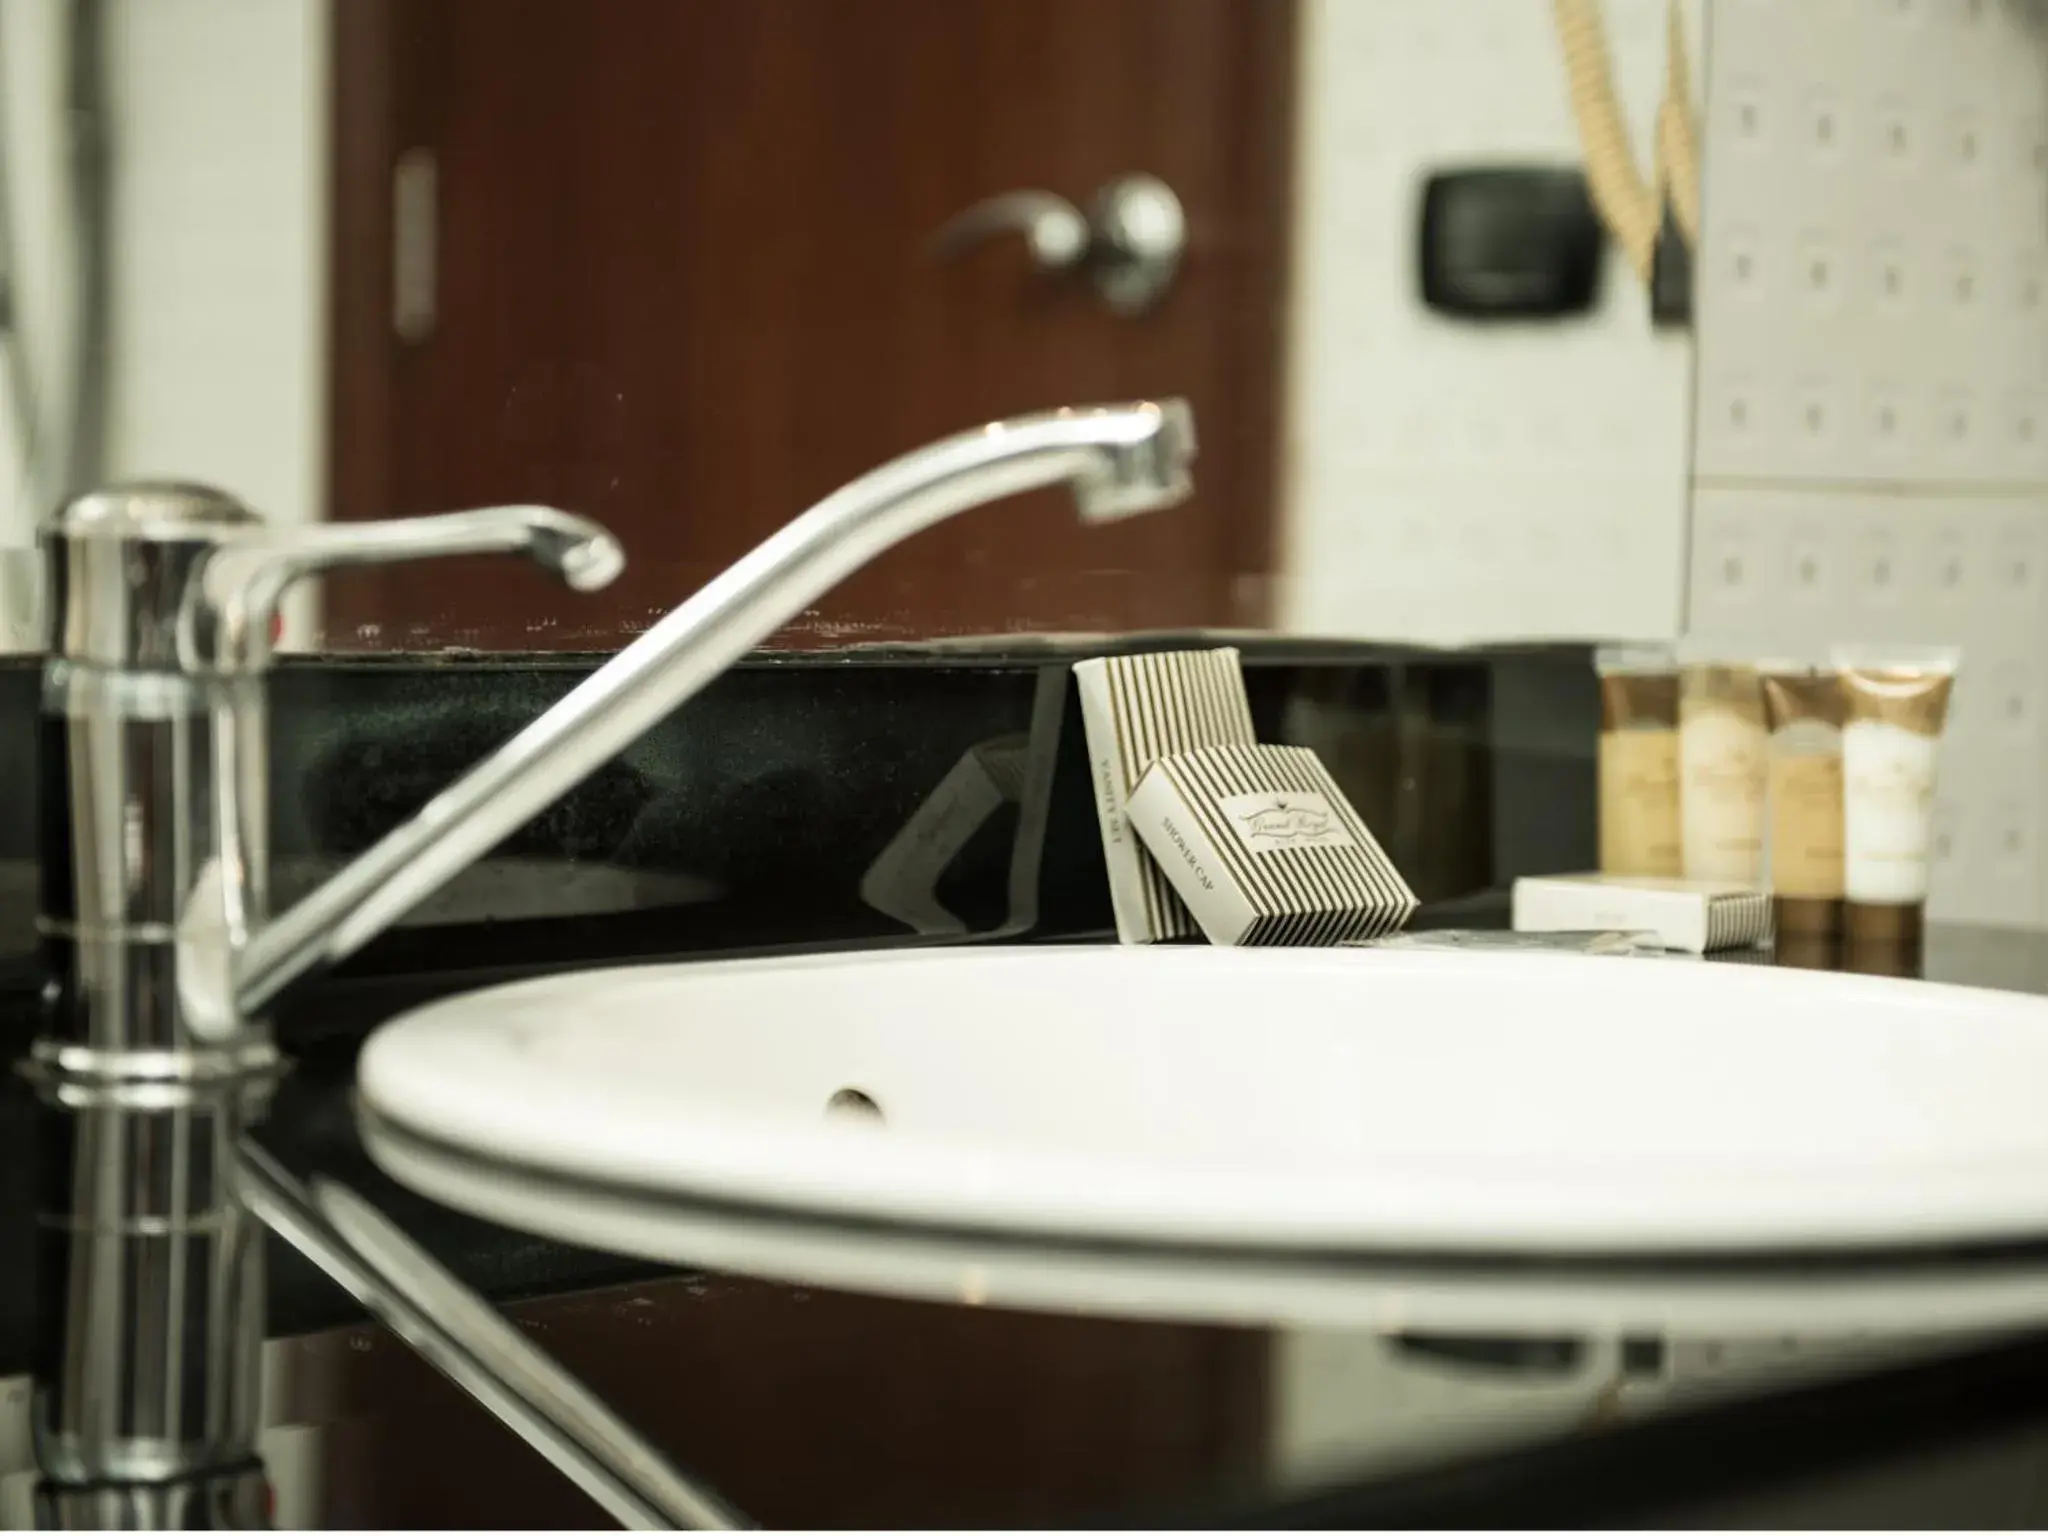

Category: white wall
[0, 0, 70, 525]
[0, 0, 82, 644]
[1277, 0, 1696, 645]
[105, 0, 329, 527]
[1687, 0, 2048, 930]
[0, 0, 328, 646]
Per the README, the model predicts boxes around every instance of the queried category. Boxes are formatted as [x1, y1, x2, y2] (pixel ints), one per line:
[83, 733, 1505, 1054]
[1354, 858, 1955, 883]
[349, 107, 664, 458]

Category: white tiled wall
[1280, 0, 2048, 927]
[103, 0, 330, 534]
[0, 0, 328, 646]
[1690, 0, 2048, 929]
[1278, 0, 1696, 645]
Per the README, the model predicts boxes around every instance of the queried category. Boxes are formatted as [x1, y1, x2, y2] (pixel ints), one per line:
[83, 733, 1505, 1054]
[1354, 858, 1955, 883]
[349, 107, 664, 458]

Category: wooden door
[327, 0, 1295, 648]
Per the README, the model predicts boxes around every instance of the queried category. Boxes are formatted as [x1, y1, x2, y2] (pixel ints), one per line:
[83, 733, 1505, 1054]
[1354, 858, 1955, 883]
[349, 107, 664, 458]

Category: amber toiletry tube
[1595, 644, 1681, 877]
[1773, 930, 1843, 973]
[1679, 661, 1766, 884]
[1759, 664, 1847, 936]
[1832, 645, 1960, 951]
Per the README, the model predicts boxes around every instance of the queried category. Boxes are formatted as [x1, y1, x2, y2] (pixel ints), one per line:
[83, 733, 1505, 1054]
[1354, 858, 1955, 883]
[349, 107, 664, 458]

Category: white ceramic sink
[357, 944, 2048, 1334]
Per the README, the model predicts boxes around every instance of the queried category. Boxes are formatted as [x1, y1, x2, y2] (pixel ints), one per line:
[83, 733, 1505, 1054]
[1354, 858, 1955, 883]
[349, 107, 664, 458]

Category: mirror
[0, 0, 1696, 653]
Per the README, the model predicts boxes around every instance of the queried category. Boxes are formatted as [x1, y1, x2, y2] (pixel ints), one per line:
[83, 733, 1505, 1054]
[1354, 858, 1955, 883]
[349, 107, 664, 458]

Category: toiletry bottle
[1679, 663, 1766, 885]
[1759, 666, 1847, 937]
[1595, 645, 1681, 877]
[1833, 646, 1960, 957]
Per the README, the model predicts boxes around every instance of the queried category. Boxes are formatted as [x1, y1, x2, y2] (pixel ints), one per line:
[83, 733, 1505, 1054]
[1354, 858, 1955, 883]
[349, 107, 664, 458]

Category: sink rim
[359, 1100, 2048, 1337]
[357, 943, 2048, 1260]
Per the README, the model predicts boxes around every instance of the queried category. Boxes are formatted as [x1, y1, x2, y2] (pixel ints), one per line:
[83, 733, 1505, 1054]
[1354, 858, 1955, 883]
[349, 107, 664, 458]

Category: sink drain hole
[825, 1087, 885, 1126]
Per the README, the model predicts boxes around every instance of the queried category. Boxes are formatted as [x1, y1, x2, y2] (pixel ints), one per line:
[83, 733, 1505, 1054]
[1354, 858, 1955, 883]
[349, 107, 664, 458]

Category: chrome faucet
[25, 400, 1194, 1526]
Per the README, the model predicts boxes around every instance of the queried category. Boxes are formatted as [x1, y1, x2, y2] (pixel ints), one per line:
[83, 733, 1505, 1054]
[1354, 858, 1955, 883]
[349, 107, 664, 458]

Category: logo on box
[1220, 792, 1354, 853]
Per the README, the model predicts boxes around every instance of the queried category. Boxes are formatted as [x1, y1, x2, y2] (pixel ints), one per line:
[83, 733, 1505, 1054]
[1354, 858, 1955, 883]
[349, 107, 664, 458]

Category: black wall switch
[1418, 166, 1604, 320]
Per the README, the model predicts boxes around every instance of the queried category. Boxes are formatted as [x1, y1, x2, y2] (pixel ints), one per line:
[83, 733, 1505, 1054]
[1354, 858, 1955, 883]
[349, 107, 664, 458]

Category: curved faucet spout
[236, 398, 1195, 1014]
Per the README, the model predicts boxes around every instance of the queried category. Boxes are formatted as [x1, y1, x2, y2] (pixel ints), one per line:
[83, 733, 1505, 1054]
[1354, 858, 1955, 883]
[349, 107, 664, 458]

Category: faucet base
[33, 1464, 271, 1530]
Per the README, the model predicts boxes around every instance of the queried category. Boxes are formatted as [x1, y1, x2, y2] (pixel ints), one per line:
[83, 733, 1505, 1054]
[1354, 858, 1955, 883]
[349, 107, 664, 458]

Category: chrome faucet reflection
[26, 399, 1193, 1526]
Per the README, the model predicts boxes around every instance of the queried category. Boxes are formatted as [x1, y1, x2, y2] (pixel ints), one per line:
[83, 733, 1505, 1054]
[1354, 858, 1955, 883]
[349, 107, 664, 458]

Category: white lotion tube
[1833, 645, 1960, 948]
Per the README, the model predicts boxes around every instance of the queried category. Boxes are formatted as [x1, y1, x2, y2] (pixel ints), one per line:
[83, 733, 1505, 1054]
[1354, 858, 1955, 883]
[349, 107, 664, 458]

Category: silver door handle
[928, 173, 1186, 316]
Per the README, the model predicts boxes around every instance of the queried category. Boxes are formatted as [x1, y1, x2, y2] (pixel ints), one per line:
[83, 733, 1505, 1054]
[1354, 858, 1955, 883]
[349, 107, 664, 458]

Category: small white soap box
[1512, 872, 1773, 954]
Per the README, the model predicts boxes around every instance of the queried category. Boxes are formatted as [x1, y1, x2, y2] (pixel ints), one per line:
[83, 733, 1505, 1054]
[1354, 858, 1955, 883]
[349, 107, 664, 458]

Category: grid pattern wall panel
[1692, 0, 2048, 929]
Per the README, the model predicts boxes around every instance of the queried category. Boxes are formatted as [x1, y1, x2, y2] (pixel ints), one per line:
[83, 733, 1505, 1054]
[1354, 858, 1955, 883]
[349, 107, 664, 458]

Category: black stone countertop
[10, 646, 2048, 1523]
[0, 641, 1602, 1526]
[0, 641, 1598, 1358]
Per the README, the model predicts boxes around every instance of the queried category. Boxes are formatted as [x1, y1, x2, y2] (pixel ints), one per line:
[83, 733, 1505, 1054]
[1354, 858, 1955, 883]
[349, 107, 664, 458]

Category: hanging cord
[1550, 0, 1699, 287]
[1552, 0, 1661, 284]
[1656, 0, 1702, 251]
